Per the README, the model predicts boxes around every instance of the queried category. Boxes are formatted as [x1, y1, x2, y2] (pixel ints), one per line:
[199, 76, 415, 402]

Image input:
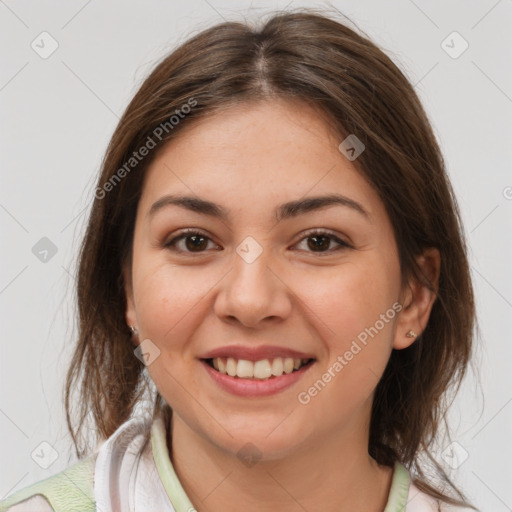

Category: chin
[202, 417, 313, 463]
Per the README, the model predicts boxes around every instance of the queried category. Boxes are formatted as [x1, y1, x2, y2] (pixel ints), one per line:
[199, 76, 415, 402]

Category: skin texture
[124, 98, 440, 512]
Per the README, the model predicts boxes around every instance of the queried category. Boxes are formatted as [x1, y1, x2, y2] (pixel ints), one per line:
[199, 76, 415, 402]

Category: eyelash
[163, 228, 352, 256]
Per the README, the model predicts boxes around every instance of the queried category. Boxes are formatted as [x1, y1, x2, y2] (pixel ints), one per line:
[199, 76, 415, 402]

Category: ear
[123, 259, 138, 341]
[394, 248, 440, 350]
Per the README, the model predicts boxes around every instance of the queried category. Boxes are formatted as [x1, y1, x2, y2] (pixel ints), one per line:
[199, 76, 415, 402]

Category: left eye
[293, 230, 350, 254]
[164, 229, 350, 255]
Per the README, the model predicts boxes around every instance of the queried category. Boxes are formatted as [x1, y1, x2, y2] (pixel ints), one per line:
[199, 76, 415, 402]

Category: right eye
[163, 229, 219, 254]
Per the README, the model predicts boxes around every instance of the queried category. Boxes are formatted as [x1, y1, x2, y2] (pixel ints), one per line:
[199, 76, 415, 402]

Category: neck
[168, 412, 393, 512]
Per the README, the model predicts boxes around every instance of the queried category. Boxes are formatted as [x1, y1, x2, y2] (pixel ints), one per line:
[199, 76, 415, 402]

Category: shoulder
[407, 482, 478, 512]
[0, 455, 96, 512]
[0, 413, 155, 512]
[0, 495, 53, 512]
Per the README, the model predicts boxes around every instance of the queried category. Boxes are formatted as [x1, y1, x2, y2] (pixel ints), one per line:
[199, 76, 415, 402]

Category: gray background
[1, 1, 511, 510]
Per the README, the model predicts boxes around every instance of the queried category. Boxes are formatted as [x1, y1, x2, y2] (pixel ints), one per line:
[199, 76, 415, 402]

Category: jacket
[0, 411, 477, 512]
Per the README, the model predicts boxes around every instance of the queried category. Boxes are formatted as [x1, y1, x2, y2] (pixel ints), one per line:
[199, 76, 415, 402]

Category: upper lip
[200, 345, 316, 361]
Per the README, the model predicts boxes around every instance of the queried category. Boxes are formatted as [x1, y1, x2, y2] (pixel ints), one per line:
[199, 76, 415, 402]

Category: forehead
[138, 99, 384, 223]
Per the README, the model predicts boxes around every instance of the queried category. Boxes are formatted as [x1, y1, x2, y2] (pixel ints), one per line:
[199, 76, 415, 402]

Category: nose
[214, 244, 293, 328]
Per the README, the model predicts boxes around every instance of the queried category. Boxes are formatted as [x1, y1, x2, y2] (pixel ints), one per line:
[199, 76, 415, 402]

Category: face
[124, 99, 426, 460]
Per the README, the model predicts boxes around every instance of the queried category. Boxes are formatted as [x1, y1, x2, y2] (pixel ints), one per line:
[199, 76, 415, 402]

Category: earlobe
[393, 248, 440, 350]
[123, 261, 137, 332]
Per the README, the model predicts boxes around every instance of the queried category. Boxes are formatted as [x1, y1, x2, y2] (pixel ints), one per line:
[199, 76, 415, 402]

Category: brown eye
[164, 230, 217, 253]
[163, 228, 351, 256]
[183, 234, 209, 252]
[294, 230, 351, 254]
[306, 234, 331, 251]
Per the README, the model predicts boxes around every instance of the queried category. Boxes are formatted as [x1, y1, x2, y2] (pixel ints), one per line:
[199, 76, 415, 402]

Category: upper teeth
[212, 357, 308, 379]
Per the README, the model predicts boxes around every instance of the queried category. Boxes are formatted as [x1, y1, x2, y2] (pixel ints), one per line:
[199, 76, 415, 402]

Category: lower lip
[201, 360, 314, 397]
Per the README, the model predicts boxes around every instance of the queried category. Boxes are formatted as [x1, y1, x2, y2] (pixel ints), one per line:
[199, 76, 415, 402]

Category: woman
[0, 9, 478, 512]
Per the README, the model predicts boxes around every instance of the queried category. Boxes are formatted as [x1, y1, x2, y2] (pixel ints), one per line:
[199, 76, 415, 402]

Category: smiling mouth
[203, 357, 315, 380]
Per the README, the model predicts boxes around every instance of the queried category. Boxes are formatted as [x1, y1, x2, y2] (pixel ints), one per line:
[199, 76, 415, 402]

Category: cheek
[301, 258, 400, 342]
[133, 259, 210, 349]
[294, 263, 399, 422]
[131, 261, 209, 399]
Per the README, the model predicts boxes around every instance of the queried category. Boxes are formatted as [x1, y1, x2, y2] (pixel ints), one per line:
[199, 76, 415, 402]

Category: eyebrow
[147, 193, 371, 223]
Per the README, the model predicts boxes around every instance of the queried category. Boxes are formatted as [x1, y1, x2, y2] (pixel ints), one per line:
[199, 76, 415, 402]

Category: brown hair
[65, 7, 477, 509]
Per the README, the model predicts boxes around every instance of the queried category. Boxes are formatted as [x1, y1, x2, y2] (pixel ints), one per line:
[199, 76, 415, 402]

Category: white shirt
[1, 410, 478, 512]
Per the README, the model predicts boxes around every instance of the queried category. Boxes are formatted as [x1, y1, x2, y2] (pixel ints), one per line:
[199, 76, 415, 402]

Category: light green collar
[151, 416, 196, 512]
[151, 417, 410, 512]
[384, 460, 411, 511]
